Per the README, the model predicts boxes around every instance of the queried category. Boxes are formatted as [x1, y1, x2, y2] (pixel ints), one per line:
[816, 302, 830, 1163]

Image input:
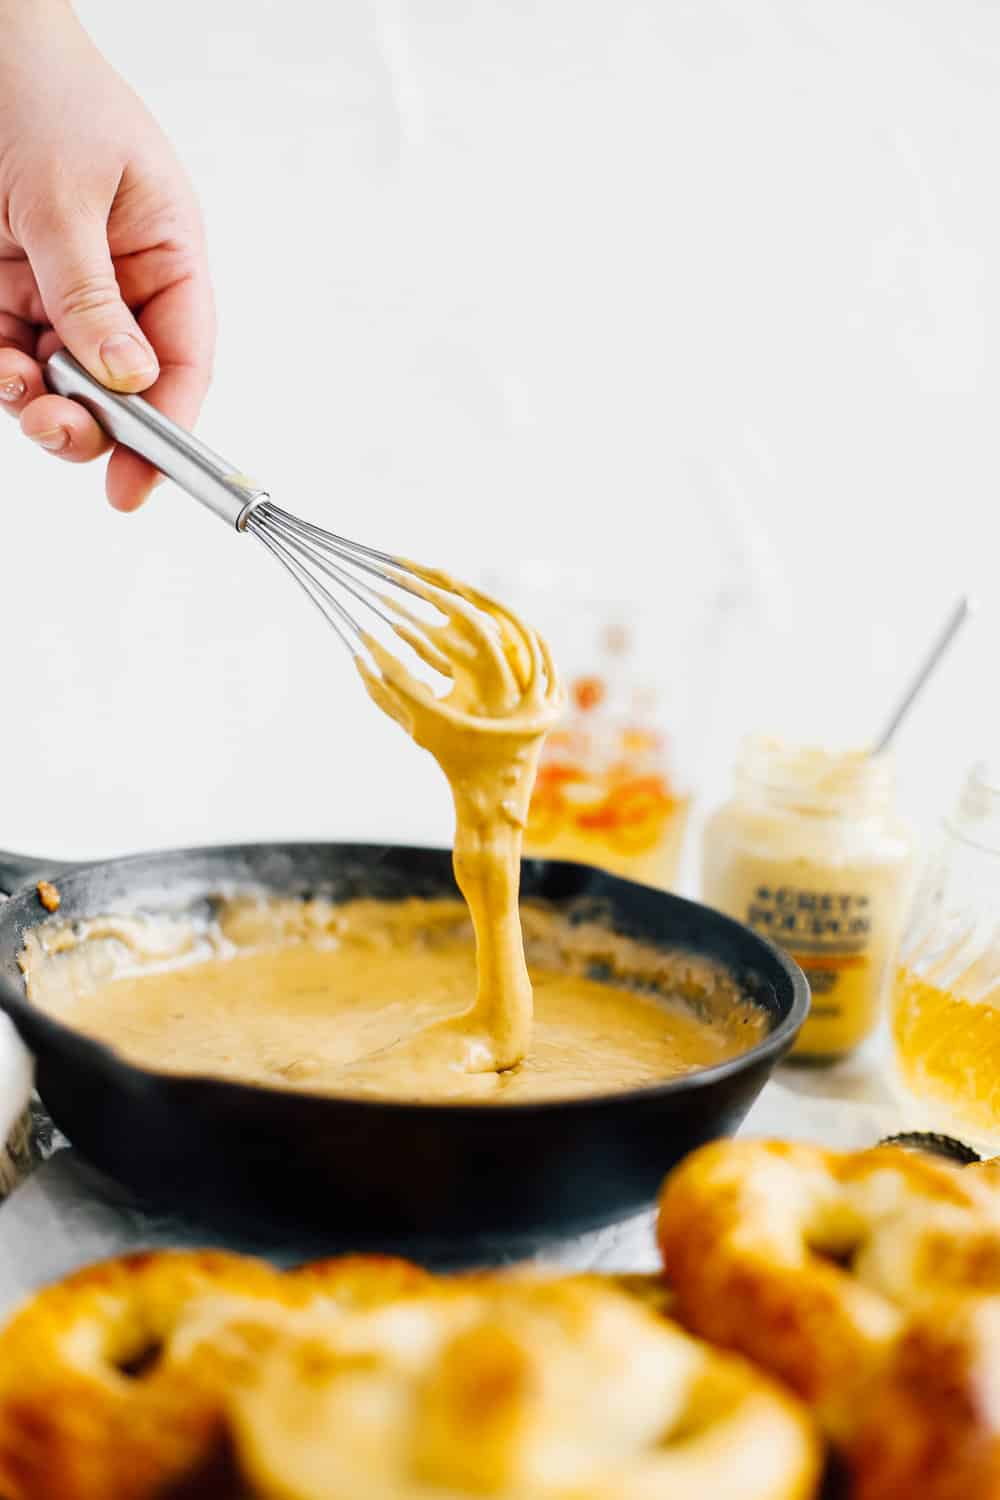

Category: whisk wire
[247, 502, 457, 682]
[254, 509, 401, 638]
[245, 500, 554, 714]
[251, 522, 361, 652]
[38, 352, 553, 705]
[255, 504, 443, 613]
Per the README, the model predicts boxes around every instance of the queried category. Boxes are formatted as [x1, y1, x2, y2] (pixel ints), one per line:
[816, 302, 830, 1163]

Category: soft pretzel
[291, 1253, 434, 1305]
[0, 1249, 818, 1500]
[658, 1139, 1000, 1444]
[0, 1248, 289, 1500]
[229, 1272, 819, 1500]
[847, 1292, 1000, 1500]
[0, 1248, 433, 1500]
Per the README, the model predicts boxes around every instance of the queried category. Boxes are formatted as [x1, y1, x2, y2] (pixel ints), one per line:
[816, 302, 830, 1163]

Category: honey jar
[702, 738, 915, 1061]
[891, 762, 1000, 1148]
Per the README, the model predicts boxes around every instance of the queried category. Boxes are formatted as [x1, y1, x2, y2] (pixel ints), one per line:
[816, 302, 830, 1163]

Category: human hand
[0, 0, 214, 510]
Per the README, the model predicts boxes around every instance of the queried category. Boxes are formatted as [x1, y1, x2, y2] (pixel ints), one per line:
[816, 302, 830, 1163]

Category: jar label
[746, 885, 872, 949]
[738, 882, 884, 1056]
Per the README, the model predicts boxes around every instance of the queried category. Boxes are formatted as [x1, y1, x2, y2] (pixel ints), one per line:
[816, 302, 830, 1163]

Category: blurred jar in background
[891, 763, 1000, 1149]
[525, 623, 690, 889]
[702, 739, 915, 1061]
[485, 561, 730, 891]
[481, 462, 786, 890]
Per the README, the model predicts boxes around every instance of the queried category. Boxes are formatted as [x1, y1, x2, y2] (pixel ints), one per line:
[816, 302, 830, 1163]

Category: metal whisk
[43, 351, 469, 665]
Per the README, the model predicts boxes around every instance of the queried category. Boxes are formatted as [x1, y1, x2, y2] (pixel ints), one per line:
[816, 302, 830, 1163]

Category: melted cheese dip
[356, 563, 561, 1075]
[19, 898, 767, 1103]
[19, 574, 769, 1102]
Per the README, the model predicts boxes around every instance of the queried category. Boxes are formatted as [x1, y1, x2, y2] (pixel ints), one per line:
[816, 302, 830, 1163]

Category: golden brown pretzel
[290, 1252, 434, 1305]
[229, 1271, 819, 1500]
[0, 1249, 291, 1500]
[848, 1293, 1000, 1500]
[0, 1245, 819, 1500]
[658, 1139, 1000, 1444]
[0, 1251, 713, 1500]
[0, 1248, 432, 1500]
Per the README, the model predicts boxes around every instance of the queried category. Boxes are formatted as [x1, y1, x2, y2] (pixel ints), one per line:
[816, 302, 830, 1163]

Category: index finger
[105, 257, 216, 513]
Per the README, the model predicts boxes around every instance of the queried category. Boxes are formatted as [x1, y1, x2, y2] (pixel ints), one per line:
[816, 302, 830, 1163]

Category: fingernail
[31, 427, 69, 453]
[100, 334, 158, 384]
[0, 376, 26, 403]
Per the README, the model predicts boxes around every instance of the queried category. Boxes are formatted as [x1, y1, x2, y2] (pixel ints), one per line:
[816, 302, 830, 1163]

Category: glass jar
[890, 763, 1000, 1149]
[702, 738, 915, 1061]
[525, 655, 691, 890]
[484, 563, 697, 890]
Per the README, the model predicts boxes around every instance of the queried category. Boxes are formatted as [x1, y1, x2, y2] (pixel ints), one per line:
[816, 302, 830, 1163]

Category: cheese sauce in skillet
[20, 899, 767, 1102]
[19, 568, 769, 1102]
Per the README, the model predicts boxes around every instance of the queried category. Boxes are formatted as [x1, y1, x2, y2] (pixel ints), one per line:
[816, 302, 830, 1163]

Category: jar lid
[735, 736, 894, 815]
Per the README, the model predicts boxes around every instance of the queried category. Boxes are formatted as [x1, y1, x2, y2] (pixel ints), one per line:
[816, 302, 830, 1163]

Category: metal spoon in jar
[872, 595, 977, 755]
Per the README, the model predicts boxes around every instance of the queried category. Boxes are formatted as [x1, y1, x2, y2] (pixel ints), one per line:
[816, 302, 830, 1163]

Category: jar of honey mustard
[702, 738, 915, 1061]
[891, 762, 1000, 1149]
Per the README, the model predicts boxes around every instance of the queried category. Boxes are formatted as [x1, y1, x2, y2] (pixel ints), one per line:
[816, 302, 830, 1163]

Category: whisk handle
[44, 350, 268, 530]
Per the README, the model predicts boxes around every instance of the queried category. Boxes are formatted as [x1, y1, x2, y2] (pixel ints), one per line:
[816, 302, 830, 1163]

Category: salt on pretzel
[229, 1271, 819, 1500]
[658, 1138, 1000, 1443]
[0, 1248, 432, 1500]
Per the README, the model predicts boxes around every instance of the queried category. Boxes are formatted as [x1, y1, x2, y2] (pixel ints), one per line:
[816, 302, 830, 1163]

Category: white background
[2, 0, 997, 883]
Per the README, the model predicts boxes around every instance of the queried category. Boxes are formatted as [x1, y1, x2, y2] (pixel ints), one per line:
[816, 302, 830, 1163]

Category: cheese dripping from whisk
[357, 564, 561, 1075]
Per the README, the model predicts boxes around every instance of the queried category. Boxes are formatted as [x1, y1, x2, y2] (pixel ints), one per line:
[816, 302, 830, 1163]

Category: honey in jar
[702, 738, 914, 1061]
[891, 763, 1000, 1148]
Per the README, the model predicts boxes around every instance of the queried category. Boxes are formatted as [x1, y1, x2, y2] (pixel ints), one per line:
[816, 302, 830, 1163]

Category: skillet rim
[0, 840, 809, 1117]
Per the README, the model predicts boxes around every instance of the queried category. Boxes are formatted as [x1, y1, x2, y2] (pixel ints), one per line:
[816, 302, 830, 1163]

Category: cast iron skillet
[0, 842, 809, 1248]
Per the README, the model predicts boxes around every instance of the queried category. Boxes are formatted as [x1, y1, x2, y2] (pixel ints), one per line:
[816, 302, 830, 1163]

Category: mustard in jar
[701, 738, 915, 1061]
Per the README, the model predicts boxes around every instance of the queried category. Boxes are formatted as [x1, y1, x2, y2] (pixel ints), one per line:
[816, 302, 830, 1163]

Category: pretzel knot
[0, 1249, 433, 1500]
[229, 1273, 818, 1500]
[658, 1139, 1000, 1453]
[0, 1252, 816, 1500]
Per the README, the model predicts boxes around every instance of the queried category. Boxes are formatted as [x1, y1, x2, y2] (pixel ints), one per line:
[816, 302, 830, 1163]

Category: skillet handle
[0, 851, 79, 898]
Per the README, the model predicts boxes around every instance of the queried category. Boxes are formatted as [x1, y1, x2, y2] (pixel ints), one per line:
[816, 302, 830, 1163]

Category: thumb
[22, 202, 159, 393]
